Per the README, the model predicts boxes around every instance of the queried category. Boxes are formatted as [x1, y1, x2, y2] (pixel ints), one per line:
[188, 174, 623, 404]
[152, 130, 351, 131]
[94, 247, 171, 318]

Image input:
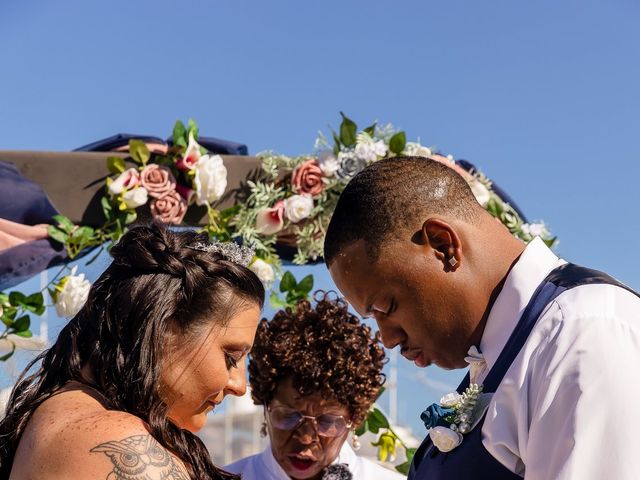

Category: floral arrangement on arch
[231, 112, 557, 269]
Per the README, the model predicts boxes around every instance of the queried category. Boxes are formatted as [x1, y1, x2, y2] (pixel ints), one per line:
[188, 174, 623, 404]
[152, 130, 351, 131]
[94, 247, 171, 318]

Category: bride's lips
[288, 454, 317, 471]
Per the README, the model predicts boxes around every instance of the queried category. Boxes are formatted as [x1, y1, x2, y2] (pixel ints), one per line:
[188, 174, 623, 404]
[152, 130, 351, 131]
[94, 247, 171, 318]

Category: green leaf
[106, 156, 126, 174]
[24, 292, 45, 315]
[395, 460, 411, 475]
[375, 386, 386, 400]
[47, 226, 67, 245]
[101, 196, 113, 219]
[3, 307, 17, 321]
[14, 330, 33, 338]
[72, 226, 95, 243]
[8, 291, 26, 306]
[363, 122, 377, 137]
[339, 112, 357, 147]
[173, 120, 187, 147]
[297, 274, 314, 294]
[13, 314, 30, 332]
[367, 408, 390, 433]
[279, 271, 296, 293]
[354, 419, 367, 437]
[1, 315, 13, 328]
[0, 342, 16, 361]
[389, 131, 407, 155]
[53, 215, 75, 233]
[125, 210, 137, 225]
[129, 140, 150, 166]
[187, 118, 199, 140]
[269, 291, 287, 309]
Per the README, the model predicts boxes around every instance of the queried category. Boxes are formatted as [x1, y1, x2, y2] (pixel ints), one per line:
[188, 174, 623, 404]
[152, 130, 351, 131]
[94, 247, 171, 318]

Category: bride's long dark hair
[0, 224, 264, 479]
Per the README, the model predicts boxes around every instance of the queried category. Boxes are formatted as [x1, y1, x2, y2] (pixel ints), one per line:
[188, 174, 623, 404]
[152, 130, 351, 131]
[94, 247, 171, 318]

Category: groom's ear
[420, 219, 462, 271]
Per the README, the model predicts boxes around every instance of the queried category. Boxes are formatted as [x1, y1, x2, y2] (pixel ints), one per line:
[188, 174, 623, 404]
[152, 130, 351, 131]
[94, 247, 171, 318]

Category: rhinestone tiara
[187, 241, 254, 267]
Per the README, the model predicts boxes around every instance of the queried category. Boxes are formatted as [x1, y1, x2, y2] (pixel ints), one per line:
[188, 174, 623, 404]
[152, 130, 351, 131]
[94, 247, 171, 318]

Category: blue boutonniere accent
[420, 403, 456, 429]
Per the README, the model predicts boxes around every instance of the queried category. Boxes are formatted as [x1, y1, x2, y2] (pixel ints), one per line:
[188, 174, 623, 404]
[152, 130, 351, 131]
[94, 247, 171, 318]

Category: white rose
[469, 179, 491, 207]
[429, 426, 463, 452]
[108, 168, 140, 196]
[404, 142, 433, 157]
[439, 392, 462, 408]
[194, 154, 227, 206]
[55, 267, 91, 318]
[284, 195, 314, 223]
[122, 187, 148, 209]
[317, 150, 340, 177]
[249, 258, 275, 284]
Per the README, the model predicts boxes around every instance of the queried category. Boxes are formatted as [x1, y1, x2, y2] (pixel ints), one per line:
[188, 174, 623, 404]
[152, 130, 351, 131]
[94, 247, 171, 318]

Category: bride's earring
[351, 432, 361, 451]
[260, 421, 267, 437]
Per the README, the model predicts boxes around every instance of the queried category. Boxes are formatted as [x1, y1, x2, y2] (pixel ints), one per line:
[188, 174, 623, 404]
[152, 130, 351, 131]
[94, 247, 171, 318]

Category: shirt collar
[478, 237, 562, 378]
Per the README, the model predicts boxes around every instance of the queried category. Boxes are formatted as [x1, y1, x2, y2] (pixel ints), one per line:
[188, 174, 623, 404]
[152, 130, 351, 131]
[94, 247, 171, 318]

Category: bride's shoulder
[12, 388, 189, 479]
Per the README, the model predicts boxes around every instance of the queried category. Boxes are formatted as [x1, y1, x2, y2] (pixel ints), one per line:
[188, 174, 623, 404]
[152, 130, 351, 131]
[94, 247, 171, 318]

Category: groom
[324, 156, 640, 479]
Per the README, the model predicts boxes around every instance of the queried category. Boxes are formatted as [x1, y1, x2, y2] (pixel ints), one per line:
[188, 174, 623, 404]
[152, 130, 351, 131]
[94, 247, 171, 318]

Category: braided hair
[0, 224, 264, 479]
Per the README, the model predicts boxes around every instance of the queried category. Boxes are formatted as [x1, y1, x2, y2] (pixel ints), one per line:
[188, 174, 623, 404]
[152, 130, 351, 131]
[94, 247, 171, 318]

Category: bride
[0, 224, 264, 479]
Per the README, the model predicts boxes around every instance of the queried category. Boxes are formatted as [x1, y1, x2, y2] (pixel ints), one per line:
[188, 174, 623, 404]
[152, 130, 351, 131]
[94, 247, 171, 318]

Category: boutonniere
[420, 384, 491, 452]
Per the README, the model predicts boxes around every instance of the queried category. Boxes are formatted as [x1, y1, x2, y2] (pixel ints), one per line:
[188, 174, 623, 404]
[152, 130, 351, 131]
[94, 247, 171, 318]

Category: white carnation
[521, 222, 547, 238]
[122, 187, 148, 209]
[249, 258, 275, 284]
[194, 154, 227, 206]
[317, 151, 340, 177]
[55, 267, 91, 318]
[284, 195, 314, 223]
[354, 133, 387, 162]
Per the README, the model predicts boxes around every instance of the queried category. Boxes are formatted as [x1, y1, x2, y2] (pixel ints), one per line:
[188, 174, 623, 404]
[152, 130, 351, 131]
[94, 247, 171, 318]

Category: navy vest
[409, 263, 639, 480]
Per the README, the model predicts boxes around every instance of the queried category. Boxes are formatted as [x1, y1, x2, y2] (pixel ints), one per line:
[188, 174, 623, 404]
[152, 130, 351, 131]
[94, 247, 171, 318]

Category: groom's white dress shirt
[225, 441, 403, 479]
[476, 237, 640, 479]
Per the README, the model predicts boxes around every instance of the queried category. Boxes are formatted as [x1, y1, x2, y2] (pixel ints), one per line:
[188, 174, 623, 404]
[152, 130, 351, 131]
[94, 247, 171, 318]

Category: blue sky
[1, 0, 639, 437]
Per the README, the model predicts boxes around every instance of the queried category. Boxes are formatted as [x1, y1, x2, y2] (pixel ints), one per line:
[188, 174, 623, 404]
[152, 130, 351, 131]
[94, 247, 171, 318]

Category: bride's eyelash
[225, 353, 239, 369]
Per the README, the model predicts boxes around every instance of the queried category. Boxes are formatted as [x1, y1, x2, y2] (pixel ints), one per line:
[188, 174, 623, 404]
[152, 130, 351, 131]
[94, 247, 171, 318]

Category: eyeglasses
[267, 405, 351, 437]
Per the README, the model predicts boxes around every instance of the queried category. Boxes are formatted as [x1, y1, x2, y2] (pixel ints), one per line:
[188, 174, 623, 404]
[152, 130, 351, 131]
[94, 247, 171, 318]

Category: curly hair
[249, 293, 385, 426]
[0, 224, 264, 480]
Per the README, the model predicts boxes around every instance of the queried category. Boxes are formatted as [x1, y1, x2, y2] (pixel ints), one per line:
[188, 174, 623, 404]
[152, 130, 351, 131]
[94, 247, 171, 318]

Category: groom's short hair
[324, 156, 481, 264]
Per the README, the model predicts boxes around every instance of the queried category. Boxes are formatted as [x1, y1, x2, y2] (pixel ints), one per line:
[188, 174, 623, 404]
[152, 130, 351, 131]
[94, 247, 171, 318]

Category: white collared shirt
[477, 237, 640, 479]
[224, 441, 403, 479]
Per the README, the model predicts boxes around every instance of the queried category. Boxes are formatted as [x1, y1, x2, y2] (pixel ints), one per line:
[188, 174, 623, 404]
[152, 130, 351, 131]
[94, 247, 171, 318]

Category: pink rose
[291, 159, 325, 196]
[256, 200, 285, 235]
[140, 164, 177, 199]
[150, 191, 187, 225]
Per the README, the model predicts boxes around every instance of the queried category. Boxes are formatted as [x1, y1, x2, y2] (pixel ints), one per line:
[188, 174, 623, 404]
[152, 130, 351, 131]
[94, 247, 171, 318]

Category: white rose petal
[108, 168, 140, 196]
[469, 179, 491, 207]
[429, 426, 463, 453]
[249, 258, 275, 284]
[439, 392, 462, 408]
[284, 195, 314, 223]
[194, 154, 228, 206]
[55, 267, 91, 318]
[122, 187, 148, 209]
[317, 151, 340, 177]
